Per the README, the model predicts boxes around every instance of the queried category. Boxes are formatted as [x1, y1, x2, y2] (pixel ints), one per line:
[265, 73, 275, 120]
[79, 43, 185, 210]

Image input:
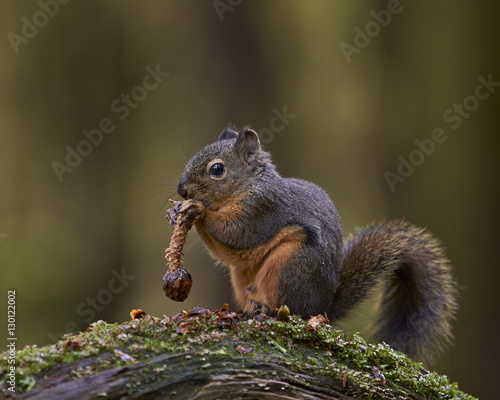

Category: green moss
[0, 309, 476, 399]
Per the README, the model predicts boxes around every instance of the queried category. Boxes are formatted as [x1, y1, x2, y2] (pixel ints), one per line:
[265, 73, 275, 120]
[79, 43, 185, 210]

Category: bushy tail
[331, 220, 458, 362]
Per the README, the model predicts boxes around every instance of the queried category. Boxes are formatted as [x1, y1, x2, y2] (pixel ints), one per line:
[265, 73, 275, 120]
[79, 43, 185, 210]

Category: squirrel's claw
[244, 299, 277, 318]
[166, 199, 205, 229]
[179, 199, 205, 229]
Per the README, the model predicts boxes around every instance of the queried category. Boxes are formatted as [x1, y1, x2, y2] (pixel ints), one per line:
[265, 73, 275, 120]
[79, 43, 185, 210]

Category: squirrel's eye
[208, 162, 226, 180]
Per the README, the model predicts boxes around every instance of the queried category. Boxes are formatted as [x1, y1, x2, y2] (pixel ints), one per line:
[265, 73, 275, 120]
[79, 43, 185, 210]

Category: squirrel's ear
[235, 128, 261, 156]
[218, 128, 239, 141]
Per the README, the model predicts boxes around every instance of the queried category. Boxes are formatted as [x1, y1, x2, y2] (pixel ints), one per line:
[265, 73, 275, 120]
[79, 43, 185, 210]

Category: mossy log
[0, 307, 475, 400]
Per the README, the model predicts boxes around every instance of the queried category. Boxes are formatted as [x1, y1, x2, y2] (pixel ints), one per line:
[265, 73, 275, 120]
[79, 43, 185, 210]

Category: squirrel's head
[177, 127, 273, 209]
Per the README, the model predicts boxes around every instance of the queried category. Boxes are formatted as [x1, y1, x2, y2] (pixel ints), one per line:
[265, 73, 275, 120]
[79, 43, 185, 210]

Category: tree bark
[0, 309, 475, 400]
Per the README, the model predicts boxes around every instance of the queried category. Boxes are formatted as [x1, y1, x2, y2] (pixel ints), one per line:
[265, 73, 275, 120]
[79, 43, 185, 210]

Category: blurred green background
[1, 1, 498, 398]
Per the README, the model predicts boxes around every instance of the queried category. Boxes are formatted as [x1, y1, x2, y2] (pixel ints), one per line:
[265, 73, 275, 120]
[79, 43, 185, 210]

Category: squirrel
[176, 126, 458, 362]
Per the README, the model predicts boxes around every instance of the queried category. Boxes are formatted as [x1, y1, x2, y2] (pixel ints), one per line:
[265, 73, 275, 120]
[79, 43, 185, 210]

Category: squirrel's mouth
[177, 179, 189, 199]
[177, 179, 236, 212]
[176, 183, 212, 209]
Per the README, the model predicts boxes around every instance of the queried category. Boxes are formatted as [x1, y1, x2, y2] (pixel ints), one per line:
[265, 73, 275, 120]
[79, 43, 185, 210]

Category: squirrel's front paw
[179, 199, 205, 229]
[244, 299, 277, 317]
[166, 199, 205, 229]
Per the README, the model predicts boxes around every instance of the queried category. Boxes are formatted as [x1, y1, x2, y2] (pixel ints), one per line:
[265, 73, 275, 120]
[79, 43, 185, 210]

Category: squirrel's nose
[177, 180, 188, 199]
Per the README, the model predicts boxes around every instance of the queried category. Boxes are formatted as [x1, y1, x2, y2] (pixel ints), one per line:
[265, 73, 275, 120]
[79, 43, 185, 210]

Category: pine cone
[163, 199, 204, 302]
